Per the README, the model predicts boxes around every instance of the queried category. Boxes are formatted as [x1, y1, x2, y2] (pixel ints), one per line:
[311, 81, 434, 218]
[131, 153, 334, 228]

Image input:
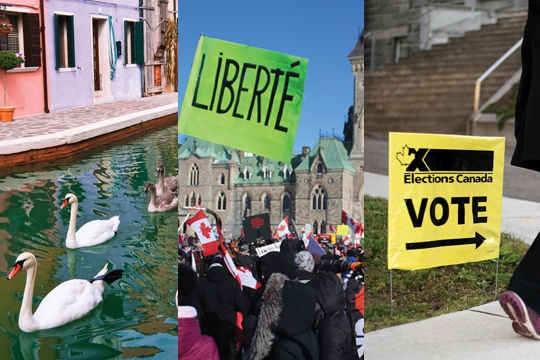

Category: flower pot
[0, 106, 15, 122]
[0, 29, 10, 37]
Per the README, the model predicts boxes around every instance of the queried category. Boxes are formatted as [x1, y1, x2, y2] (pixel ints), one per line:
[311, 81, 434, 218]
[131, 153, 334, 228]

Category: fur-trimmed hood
[245, 273, 318, 360]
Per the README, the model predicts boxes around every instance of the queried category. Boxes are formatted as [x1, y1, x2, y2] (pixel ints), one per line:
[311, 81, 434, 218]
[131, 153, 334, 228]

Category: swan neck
[66, 201, 78, 247]
[158, 171, 165, 187]
[19, 265, 36, 329]
[149, 187, 157, 206]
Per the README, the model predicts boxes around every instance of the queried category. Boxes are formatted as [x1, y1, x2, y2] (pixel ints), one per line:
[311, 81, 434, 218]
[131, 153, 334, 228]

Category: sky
[177, 1, 364, 154]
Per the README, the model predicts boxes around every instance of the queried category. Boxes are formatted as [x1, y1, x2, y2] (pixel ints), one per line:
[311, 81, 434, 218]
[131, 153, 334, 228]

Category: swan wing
[164, 176, 178, 193]
[33, 279, 103, 330]
[155, 192, 178, 212]
[75, 216, 120, 247]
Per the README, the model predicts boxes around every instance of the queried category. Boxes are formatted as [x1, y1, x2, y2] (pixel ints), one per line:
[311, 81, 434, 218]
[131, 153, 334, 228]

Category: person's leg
[500, 232, 540, 339]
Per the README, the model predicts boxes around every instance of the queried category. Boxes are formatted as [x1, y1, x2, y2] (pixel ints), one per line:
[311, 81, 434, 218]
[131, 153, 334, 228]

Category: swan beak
[7, 263, 22, 280]
[143, 189, 148, 198]
[60, 200, 69, 209]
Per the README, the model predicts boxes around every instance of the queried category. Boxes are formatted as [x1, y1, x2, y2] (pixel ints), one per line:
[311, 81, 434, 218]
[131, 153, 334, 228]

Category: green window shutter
[54, 14, 60, 69]
[124, 20, 127, 65]
[134, 21, 143, 65]
[66, 15, 75, 68]
[23, 13, 41, 67]
[130, 22, 136, 64]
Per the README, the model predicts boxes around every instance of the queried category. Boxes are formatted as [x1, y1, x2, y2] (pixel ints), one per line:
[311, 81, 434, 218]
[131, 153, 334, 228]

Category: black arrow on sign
[405, 232, 486, 250]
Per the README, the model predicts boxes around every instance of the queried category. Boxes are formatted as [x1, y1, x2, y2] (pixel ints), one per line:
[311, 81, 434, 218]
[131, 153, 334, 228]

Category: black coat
[309, 273, 357, 360]
[512, 1, 540, 171]
[197, 264, 247, 333]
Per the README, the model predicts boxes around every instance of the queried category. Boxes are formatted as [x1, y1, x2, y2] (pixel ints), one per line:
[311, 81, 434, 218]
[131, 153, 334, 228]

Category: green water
[0, 125, 178, 359]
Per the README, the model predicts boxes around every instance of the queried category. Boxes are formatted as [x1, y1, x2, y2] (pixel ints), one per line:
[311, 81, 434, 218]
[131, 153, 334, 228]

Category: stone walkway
[0, 93, 178, 141]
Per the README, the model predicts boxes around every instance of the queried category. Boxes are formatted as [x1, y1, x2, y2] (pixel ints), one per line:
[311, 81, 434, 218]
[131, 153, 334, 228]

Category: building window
[220, 173, 225, 185]
[124, 20, 143, 65]
[189, 163, 199, 186]
[312, 185, 326, 211]
[316, 163, 323, 175]
[283, 194, 290, 211]
[217, 191, 226, 211]
[263, 166, 272, 179]
[284, 167, 290, 179]
[0, 13, 41, 68]
[264, 194, 270, 211]
[190, 192, 196, 207]
[243, 194, 251, 217]
[197, 193, 202, 206]
[184, 194, 189, 207]
[313, 220, 318, 235]
[244, 167, 251, 180]
[54, 14, 75, 69]
[321, 220, 326, 234]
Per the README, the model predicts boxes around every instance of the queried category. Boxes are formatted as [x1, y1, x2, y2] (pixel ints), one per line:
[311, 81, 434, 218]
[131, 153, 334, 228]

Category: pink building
[0, 0, 46, 118]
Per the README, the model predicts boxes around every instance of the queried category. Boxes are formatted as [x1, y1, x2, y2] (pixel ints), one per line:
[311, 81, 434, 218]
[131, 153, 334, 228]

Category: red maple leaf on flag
[200, 222, 212, 239]
[277, 223, 286, 233]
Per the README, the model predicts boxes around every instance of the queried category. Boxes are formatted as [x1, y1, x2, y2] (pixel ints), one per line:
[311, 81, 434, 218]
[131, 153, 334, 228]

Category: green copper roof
[296, 138, 355, 172]
[235, 156, 294, 184]
[178, 137, 240, 162]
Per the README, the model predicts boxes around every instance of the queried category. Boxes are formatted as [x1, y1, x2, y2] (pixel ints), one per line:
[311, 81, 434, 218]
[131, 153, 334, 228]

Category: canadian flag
[329, 224, 337, 233]
[185, 210, 218, 256]
[342, 210, 360, 233]
[273, 216, 291, 239]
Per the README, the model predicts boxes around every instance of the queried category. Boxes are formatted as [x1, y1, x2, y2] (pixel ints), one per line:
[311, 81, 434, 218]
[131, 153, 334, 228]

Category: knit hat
[293, 250, 315, 273]
[181, 240, 189, 247]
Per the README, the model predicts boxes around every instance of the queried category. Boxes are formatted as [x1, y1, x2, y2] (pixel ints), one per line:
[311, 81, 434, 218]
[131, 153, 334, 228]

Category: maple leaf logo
[200, 222, 212, 239]
[277, 224, 286, 233]
[396, 145, 416, 166]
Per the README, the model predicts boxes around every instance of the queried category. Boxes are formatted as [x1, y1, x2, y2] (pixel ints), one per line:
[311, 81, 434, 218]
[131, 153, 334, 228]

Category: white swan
[61, 193, 120, 249]
[155, 163, 178, 196]
[144, 182, 178, 212]
[7, 252, 123, 333]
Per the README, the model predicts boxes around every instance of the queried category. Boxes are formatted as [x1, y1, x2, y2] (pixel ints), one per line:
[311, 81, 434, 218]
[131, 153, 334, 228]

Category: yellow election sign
[336, 225, 350, 236]
[388, 133, 505, 270]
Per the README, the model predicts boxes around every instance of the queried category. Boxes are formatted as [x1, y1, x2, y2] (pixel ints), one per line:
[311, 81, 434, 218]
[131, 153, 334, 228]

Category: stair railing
[474, 38, 522, 113]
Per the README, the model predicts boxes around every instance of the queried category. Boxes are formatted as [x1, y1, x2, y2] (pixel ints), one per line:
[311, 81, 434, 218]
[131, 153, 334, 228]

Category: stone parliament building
[178, 34, 364, 238]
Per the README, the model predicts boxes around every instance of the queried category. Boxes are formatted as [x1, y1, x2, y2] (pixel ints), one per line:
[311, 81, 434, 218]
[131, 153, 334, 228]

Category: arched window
[190, 192, 196, 207]
[244, 194, 251, 216]
[263, 167, 271, 179]
[189, 163, 199, 185]
[220, 173, 226, 185]
[264, 194, 271, 211]
[316, 163, 323, 175]
[217, 191, 227, 211]
[321, 220, 326, 234]
[244, 167, 251, 180]
[197, 194, 202, 206]
[313, 220, 318, 235]
[283, 194, 290, 211]
[312, 185, 327, 211]
[185, 194, 189, 207]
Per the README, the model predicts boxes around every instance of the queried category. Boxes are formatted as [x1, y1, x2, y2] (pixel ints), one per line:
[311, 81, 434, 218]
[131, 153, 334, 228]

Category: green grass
[365, 195, 529, 332]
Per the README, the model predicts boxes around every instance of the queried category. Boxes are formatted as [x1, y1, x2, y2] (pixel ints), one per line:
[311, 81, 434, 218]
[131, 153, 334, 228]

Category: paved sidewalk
[0, 93, 178, 156]
[365, 171, 540, 359]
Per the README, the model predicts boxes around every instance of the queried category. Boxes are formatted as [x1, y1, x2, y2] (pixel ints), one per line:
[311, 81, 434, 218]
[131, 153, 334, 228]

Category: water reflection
[0, 125, 178, 359]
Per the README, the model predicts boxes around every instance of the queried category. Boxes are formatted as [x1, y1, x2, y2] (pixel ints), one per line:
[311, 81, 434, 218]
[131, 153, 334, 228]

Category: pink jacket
[179, 316, 219, 360]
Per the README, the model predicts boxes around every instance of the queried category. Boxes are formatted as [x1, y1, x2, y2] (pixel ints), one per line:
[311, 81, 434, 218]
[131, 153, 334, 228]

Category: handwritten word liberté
[191, 52, 301, 133]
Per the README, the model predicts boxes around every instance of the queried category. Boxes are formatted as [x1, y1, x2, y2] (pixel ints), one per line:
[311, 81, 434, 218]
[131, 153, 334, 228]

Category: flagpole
[178, 205, 202, 233]
[390, 269, 394, 319]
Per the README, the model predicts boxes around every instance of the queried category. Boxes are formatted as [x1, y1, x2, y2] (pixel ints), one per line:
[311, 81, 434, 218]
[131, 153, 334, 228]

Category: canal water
[0, 124, 178, 359]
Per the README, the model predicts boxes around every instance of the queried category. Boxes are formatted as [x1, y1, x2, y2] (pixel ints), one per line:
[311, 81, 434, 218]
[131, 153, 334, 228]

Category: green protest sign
[178, 36, 308, 163]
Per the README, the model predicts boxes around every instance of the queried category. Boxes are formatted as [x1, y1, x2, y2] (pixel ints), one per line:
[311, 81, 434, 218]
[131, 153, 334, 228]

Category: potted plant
[0, 18, 12, 37]
[0, 50, 24, 122]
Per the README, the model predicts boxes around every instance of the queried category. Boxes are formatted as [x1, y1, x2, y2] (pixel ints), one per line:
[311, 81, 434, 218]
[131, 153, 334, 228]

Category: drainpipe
[139, 0, 145, 97]
[39, 0, 49, 113]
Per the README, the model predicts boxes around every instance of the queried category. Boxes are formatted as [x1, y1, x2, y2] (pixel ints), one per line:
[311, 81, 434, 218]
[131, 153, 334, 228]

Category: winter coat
[245, 272, 319, 360]
[512, 1, 540, 171]
[309, 273, 357, 360]
[197, 264, 247, 333]
[178, 307, 219, 360]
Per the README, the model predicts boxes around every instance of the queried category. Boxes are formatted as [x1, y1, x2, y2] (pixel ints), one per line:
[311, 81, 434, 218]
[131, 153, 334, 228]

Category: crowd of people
[178, 235, 364, 360]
